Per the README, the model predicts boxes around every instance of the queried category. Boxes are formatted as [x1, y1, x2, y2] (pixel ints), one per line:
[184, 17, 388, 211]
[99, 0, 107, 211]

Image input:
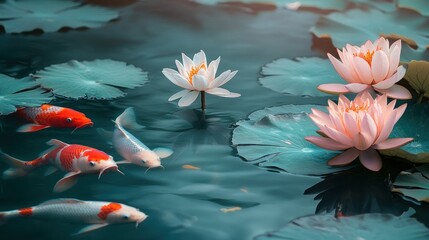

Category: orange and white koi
[16, 104, 93, 132]
[0, 139, 122, 192]
[0, 198, 147, 235]
[99, 107, 173, 170]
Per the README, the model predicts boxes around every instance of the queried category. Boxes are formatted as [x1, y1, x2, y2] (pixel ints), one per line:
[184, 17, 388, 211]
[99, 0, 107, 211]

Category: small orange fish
[16, 104, 93, 132]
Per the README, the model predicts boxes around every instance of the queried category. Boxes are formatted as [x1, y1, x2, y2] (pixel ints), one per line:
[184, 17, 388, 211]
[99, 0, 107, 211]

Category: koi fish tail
[0, 150, 36, 179]
[115, 107, 145, 131]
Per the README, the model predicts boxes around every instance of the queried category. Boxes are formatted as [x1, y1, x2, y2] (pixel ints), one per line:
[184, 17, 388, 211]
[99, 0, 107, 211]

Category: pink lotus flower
[318, 37, 412, 100]
[305, 92, 413, 171]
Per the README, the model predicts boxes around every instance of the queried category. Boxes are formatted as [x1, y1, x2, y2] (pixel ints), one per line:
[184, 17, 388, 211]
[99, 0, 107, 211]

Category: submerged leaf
[393, 166, 429, 203]
[398, 0, 429, 17]
[380, 104, 429, 163]
[255, 213, 429, 239]
[260, 57, 343, 97]
[403, 60, 429, 100]
[311, 9, 429, 50]
[0, 74, 52, 115]
[35, 59, 148, 100]
[0, 0, 118, 33]
[233, 105, 351, 176]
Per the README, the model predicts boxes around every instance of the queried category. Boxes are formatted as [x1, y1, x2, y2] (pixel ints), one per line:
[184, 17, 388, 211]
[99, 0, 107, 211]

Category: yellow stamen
[188, 63, 206, 84]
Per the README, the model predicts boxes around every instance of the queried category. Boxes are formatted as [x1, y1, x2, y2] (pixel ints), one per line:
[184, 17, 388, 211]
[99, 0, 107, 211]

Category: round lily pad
[255, 213, 429, 240]
[310, 9, 429, 50]
[190, 0, 347, 10]
[380, 104, 429, 163]
[403, 61, 429, 101]
[398, 0, 429, 17]
[393, 165, 429, 203]
[35, 59, 148, 100]
[0, 74, 53, 115]
[232, 105, 351, 176]
[259, 57, 344, 97]
[0, 0, 118, 33]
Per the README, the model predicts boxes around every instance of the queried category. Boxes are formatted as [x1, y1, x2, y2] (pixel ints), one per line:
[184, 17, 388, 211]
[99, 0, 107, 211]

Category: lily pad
[0, 74, 53, 115]
[232, 105, 351, 176]
[255, 213, 429, 240]
[398, 0, 429, 17]
[311, 9, 429, 50]
[191, 0, 346, 10]
[393, 165, 429, 203]
[191, 0, 394, 12]
[259, 57, 344, 97]
[380, 104, 429, 163]
[0, 0, 118, 33]
[35, 59, 148, 100]
[403, 60, 429, 101]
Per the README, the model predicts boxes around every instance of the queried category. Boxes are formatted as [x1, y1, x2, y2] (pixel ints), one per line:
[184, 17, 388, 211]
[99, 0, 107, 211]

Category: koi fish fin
[73, 223, 109, 235]
[39, 198, 84, 206]
[16, 124, 50, 133]
[44, 167, 58, 176]
[0, 150, 30, 179]
[96, 128, 113, 145]
[115, 107, 145, 131]
[153, 148, 173, 159]
[116, 160, 132, 165]
[46, 139, 69, 148]
[53, 172, 81, 193]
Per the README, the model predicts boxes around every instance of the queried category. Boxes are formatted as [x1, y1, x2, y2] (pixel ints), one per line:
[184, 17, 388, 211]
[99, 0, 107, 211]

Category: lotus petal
[35, 59, 148, 100]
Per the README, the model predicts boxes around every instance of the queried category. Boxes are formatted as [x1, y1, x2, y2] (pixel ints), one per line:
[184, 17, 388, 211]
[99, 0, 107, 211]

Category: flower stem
[201, 91, 206, 113]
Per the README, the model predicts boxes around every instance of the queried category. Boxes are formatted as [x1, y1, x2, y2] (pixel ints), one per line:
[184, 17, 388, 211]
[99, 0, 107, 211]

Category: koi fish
[0, 139, 122, 192]
[16, 104, 93, 132]
[0, 198, 147, 235]
[98, 108, 173, 170]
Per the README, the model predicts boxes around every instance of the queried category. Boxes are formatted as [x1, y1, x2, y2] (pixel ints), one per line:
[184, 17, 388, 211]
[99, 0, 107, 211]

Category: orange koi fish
[0, 139, 123, 192]
[0, 198, 147, 235]
[16, 104, 93, 132]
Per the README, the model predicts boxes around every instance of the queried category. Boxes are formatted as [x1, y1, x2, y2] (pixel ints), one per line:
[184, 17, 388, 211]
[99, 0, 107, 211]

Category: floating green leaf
[260, 57, 344, 97]
[35, 59, 148, 100]
[0, 74, 53, 115]
[0, 0, 118, 33]
[398, 0, 429, 17]
[311, 9, 429, 50]
[393, 165, 429, 203]
[380, 104, 429, 163]
[191, 0, 346, 10]
[403, 60, 429, 101]
[232, 105, 351, 176]
[255, 213, 429, 240]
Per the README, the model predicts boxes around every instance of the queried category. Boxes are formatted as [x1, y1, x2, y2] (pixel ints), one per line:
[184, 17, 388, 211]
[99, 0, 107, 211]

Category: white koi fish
[0, 139, 122, 192]
[0, 198, 147, 235]
[98, 107, 173, 170]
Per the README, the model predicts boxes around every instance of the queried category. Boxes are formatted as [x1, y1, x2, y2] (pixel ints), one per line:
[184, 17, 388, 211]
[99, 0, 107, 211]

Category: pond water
[0, 0, 428, 239]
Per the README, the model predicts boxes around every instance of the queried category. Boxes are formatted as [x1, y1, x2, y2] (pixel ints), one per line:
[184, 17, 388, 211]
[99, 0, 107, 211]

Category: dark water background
[0, 0, 424, 239]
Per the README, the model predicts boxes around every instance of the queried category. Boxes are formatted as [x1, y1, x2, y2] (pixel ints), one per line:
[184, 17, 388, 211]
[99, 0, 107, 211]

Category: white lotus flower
[162, 50, 240, 108]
